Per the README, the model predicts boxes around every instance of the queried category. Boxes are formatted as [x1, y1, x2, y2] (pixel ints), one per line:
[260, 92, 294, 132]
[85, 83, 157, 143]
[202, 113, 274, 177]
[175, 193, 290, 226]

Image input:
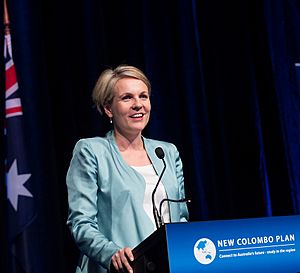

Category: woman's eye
[140, 94, 149, 99]
[122, 95, 131, 101]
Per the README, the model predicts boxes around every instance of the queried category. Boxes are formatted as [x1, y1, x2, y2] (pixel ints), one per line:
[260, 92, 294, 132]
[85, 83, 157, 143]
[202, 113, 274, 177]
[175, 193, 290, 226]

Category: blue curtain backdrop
[264, 0, 300, 213]
[1, 0, 300, 273]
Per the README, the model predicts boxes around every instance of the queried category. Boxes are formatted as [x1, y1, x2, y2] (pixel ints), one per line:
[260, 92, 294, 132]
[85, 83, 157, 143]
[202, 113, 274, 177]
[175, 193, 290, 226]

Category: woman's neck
[113, 129, 151, 166]
[113, 130, 144, 152]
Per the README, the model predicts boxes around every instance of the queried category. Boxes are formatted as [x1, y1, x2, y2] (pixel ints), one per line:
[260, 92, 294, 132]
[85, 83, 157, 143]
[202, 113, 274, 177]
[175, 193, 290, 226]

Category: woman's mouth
[130, 113, 144, 118]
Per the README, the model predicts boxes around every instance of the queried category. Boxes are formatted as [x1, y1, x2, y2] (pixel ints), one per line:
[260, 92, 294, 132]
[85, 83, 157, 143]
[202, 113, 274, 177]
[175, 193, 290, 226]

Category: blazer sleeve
[172, 143, 189, 222]
[66, 139, 120, 269]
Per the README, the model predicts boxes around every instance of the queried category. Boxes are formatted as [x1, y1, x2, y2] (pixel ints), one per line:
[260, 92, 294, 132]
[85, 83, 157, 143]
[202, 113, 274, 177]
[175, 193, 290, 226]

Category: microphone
[159, 198, 191, 225]
[152, 147, 166, 229]
[155, 147, 165, 160]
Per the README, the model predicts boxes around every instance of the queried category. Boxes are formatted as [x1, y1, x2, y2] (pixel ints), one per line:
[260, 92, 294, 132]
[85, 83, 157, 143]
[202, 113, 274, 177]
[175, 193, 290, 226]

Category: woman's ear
[103, 104, 113, 118]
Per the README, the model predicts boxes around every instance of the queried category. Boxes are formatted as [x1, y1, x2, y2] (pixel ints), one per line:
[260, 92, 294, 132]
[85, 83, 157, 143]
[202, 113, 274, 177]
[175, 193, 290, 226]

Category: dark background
[1, 0, 300, 272]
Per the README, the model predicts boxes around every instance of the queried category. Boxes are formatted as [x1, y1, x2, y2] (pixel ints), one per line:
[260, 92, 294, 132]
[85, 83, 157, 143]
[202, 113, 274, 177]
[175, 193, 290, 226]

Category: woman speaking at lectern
[66, 64, 189, 273]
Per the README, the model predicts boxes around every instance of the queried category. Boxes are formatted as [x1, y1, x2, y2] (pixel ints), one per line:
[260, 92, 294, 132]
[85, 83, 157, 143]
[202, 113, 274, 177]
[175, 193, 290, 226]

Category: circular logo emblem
[193, 238, 216, 265]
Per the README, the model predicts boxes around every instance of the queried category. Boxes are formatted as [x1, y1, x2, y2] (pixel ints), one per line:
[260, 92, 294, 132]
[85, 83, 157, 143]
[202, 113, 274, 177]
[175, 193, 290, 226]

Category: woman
[66, 65, 189, 273]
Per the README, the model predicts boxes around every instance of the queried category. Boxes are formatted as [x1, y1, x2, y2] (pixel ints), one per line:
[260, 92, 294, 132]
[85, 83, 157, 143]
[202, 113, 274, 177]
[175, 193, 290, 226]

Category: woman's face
[104, 78, 151, 137]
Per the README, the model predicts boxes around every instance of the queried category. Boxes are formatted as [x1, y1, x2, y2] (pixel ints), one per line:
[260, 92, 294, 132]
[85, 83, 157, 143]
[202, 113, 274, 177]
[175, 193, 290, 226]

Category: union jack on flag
[5, 31, 22, 118]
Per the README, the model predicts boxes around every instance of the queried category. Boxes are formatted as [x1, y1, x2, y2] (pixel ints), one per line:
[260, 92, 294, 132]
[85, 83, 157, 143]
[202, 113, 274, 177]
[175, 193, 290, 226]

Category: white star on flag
[6, 159, 33, 211]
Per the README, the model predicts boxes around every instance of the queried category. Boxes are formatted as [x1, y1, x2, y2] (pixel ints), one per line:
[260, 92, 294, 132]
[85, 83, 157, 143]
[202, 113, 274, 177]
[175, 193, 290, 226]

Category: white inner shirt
[131, 164, 170, 229]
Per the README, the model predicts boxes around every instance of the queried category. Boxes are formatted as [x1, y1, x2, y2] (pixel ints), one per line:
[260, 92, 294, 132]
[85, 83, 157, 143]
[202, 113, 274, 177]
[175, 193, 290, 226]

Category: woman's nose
[132, 98, 142, 109]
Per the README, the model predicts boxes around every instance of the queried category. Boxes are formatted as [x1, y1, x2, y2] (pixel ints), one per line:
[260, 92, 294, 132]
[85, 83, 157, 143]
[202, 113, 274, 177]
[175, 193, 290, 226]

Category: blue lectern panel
[165, 215, 300, 273]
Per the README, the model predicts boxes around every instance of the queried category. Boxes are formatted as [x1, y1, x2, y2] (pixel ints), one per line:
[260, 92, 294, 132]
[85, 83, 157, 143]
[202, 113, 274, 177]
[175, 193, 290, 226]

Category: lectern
[110, 226, 169, 273]
[111, 215, 300, 273]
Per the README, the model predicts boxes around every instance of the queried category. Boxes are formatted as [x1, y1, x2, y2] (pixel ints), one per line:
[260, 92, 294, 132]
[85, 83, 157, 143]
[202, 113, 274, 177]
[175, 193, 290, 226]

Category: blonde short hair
[92, 64, 151, 114]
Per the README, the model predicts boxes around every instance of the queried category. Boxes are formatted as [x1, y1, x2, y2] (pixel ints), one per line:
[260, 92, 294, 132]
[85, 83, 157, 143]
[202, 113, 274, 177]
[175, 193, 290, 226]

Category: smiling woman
[65, 64, 189, 273]
[103, 77, 151, 145]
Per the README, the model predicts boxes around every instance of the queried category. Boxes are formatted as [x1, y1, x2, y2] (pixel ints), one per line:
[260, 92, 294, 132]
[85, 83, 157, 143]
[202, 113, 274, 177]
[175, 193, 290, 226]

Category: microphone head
[155, 147, 165, 159]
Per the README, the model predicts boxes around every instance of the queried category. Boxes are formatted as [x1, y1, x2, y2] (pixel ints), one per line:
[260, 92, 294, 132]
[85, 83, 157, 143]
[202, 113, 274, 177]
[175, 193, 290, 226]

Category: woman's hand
[111, 247, 134, 273]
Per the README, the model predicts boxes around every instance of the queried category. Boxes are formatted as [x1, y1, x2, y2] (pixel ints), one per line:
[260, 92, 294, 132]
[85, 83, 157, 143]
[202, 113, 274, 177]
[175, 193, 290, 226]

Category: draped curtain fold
[264, 0, 300, 214]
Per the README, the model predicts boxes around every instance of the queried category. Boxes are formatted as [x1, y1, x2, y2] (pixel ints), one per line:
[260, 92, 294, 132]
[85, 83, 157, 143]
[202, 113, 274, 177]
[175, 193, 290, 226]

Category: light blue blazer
[66, 130, 189, 273]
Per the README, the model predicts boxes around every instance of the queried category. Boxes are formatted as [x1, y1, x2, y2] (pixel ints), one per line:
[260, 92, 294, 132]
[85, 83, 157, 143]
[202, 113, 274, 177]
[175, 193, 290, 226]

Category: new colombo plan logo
[193, 238, 217, 265]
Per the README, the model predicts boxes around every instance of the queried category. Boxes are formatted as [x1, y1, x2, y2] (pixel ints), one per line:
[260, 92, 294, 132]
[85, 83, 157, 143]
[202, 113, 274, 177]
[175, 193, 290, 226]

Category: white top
[131, 164, 170, 228]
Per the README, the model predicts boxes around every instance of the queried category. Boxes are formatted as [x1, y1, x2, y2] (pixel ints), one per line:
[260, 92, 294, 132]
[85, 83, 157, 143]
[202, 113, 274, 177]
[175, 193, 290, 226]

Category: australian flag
[4, 20, 36, 273]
